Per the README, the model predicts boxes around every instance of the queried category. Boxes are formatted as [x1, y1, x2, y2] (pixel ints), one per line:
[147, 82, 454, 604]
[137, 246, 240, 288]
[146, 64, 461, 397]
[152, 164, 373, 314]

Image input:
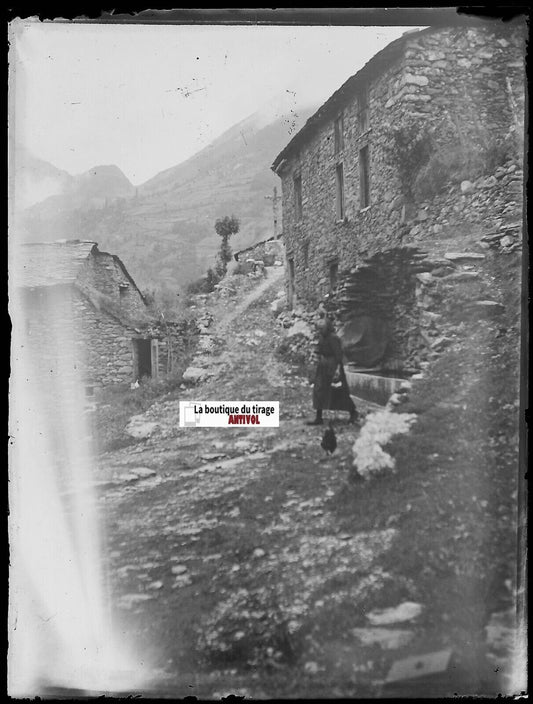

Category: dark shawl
[312, 331, 354, 411]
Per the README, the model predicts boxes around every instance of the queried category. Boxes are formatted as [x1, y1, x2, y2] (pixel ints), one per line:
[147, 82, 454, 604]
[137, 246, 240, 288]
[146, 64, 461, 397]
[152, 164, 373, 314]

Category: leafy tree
[214, 215, 240, 275]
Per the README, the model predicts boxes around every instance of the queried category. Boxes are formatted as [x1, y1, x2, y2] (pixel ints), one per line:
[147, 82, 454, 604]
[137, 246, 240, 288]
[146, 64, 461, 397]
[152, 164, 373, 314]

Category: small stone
[147, 580, 164, 590]
[304, 661, 320, 674]
[367, 601, 423, 626]
[444, 252, 485, 261]
[171, 564, 188, 575]
[252, 548, 266, 558]
[500, 235, 515, 248]
[131, 467, 156, 478]
[182, 367, 207, 383]
[473, 300, 505, 312]
[403, 73, 429, 86]
[352, 627, 414, 650]
[460, 180, 475, 194]
[117, 593, 154, 609]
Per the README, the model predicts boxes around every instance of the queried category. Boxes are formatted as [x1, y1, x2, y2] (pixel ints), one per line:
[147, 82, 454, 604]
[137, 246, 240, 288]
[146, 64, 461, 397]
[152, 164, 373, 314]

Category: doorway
[133, 338, 158, 380]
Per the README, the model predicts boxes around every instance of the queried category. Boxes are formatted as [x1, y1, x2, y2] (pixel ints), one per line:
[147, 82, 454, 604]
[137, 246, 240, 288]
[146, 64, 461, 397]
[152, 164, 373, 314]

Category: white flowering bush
[352, 410, 417, 479]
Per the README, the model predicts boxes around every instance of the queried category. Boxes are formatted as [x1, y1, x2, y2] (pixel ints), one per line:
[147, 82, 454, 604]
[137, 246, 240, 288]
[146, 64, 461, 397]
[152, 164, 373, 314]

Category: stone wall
[77, 249, 147, 321]
[21, 284, 150, 391]
[325, 163, 522, 373]
[235, 237, 284, 267]
[278, 23, 525, 306]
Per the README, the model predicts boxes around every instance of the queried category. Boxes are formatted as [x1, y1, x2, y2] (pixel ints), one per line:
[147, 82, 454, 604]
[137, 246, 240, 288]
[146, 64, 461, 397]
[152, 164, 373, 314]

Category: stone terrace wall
[235, 238, 284, 266]
[278, 23, 525, 307]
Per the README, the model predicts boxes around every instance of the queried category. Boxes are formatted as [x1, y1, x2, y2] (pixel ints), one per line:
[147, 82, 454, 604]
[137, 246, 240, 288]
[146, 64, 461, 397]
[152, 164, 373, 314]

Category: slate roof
[13, 240, 98, 289]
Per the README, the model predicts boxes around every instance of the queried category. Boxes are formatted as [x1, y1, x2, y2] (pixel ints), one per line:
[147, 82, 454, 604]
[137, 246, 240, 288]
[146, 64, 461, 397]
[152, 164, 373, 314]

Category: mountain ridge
[15, 102, 317, 292]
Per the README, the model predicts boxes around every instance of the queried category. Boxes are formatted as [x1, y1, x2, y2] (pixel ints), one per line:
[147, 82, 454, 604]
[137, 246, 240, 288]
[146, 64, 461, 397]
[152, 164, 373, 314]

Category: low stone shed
[13, 239, 185, 394]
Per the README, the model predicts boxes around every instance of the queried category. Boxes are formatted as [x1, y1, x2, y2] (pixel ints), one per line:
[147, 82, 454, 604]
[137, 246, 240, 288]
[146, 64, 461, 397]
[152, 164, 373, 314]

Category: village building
[271, 21, 525, 374]
[13, 240, 186, 397]
[232, 233, 285, 273]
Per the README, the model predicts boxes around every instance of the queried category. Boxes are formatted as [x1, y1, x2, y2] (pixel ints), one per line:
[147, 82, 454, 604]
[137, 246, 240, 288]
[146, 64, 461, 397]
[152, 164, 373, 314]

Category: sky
[9, 20, 424, 186]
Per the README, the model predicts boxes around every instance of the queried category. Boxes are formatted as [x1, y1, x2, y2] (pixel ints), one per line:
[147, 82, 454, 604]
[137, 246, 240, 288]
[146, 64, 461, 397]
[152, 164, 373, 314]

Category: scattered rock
[286, 320, 313, 338]
[500, 235, 515, 248]
[460, 180, 475, 194]
[444, 252, 485, 262]
[183, 367, 207, 384]
[117, 593, 154, 609]
[124, 417, 160, 439]
[252, 548, 266, 559]
[471, 300, 505, 313]
[388, 393, 403, 406]
[172, 575, 192, 589]
[171, 564, 188, 575]
[131, 467, 156, 479]
[403, 73, 429, 86]
[367, 601, 423, 626]
[351, 627, 414, 650]
[147, 580, 164, 590]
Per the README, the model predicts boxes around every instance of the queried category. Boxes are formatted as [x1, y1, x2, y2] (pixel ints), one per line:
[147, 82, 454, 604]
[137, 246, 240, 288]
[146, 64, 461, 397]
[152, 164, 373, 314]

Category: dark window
[334, 114, 344, 154]
[335, 163, 345, 220]
[288, 257, 295, 309]
[329, 261, 339, 291]
[302, 240, 309, 268]
[358, 85, 369, 132]
[293, 174, 303, 220]
[359, 146, 370, 208]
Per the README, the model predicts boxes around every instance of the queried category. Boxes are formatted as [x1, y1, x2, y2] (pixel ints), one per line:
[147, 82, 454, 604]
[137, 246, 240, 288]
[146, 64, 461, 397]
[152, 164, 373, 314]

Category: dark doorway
[329, 260, 339, 292]
[288, 258, 295, 309]
[134, 339, 152, 379]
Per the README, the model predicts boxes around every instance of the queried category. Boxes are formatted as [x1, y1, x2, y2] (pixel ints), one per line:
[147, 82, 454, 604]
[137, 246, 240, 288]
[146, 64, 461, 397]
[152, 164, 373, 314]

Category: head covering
[321, 315, 335, 335]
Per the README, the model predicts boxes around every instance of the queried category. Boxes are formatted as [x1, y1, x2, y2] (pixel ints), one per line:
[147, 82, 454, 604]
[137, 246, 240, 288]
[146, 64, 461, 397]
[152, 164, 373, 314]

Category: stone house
[271, 21, 525, 372]
[14, 240, 185, 395]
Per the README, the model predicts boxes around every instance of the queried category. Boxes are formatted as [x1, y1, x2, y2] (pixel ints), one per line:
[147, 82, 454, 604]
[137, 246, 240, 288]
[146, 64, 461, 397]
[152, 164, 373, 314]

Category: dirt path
[93, 273, 409, 698]
[214, 265, 285, 335]
[92, 271, 512, 698]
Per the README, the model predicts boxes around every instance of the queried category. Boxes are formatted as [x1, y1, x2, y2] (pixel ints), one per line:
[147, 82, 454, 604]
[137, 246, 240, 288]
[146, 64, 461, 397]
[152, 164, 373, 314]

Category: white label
[179, 401, 279, 428]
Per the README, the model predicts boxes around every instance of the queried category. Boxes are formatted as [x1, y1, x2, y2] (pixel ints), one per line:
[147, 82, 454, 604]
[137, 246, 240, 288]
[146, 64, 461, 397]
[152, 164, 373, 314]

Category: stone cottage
[13, 239, 185, 396]
[271, 21, 525, 372]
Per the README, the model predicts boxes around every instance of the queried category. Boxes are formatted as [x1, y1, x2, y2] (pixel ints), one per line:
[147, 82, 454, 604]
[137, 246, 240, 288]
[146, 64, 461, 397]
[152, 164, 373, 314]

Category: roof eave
[271, 25, 436, 169]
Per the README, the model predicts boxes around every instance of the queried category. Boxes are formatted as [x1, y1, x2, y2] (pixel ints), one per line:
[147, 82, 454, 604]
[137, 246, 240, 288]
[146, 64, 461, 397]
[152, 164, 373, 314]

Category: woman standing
[306, 315, 359, 425]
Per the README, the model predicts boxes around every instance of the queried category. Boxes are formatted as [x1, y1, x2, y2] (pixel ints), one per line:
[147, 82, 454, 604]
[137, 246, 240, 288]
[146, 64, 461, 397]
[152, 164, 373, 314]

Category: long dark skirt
[312, 358, 355, 412]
